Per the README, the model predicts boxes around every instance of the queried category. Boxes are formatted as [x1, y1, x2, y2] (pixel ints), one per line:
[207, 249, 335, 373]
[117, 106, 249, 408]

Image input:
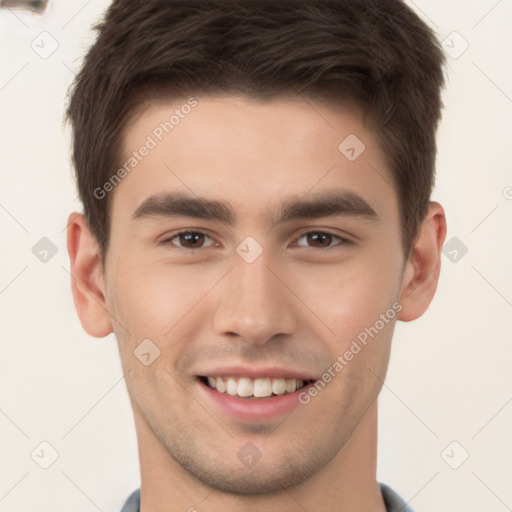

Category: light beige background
[0, 0, 511, 510]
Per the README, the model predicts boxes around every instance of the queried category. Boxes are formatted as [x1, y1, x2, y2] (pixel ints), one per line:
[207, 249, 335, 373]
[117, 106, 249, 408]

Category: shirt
[120, 482, 415, 511]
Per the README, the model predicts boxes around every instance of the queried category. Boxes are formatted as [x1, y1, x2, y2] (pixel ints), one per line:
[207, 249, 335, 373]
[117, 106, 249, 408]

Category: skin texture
[67, 95, 447, 512]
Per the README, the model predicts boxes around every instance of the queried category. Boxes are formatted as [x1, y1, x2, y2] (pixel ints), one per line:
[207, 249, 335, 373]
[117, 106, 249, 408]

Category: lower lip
[198, 379, 311, 422]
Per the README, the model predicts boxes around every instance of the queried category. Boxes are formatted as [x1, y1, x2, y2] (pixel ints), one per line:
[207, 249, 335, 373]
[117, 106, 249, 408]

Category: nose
[213, 246, 298, 345]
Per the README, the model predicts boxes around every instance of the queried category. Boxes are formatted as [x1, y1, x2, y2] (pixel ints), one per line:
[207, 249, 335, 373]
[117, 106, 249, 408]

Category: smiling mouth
[198, 376, 313, 399]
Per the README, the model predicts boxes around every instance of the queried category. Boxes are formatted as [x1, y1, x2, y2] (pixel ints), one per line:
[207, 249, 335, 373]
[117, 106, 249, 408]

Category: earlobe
[66, 212, 113, 338]
[397, 201, 447, 322]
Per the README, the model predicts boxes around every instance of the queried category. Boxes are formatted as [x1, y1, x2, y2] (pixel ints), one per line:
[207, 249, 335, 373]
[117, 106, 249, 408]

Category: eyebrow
[131, 189, 379, 226]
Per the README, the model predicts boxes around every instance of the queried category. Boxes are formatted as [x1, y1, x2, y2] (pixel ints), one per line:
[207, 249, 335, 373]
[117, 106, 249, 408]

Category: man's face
[102, 95, 408, 494]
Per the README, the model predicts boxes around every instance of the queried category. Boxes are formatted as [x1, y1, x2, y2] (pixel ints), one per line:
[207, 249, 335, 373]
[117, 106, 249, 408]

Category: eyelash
[160, 230, 354, 252]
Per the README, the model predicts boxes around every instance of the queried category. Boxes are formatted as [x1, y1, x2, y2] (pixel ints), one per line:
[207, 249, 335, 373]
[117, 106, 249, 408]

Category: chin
[177, 457, 318, 495]
[161, 431, 338, 496]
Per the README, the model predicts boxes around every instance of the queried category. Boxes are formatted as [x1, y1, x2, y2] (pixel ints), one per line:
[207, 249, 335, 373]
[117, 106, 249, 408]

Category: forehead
[113, 95, 398, 225]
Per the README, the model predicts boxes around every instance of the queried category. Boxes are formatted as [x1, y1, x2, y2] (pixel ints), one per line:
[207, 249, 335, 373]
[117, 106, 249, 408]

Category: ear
[397, 201, 447, 322]
[66, 212, 113, 337]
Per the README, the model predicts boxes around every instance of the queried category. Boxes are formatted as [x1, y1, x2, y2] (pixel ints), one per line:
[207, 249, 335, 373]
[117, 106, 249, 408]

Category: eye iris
[180, 232, 204, 248]
[308, 233, 331, 247]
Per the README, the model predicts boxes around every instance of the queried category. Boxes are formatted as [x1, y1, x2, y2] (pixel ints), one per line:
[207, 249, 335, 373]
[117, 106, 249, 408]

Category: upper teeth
[206, 376, 306, 398]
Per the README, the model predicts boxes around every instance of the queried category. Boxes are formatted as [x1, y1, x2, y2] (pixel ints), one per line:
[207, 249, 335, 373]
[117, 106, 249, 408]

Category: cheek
[108, 258, 222, 341]
[300, 255, 401, 342]
[316, 269, 398, 408]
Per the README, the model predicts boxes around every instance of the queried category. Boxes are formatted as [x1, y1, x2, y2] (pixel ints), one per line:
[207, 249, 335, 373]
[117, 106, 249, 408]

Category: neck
[135, 401, 386, 512]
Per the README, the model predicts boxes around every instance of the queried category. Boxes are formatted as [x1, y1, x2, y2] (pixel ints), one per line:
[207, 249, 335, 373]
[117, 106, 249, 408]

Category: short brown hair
[66, 0, 446, 264]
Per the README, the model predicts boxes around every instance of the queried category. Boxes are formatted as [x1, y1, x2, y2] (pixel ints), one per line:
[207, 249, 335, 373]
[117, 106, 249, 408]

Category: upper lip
[197, 366, 317, 381]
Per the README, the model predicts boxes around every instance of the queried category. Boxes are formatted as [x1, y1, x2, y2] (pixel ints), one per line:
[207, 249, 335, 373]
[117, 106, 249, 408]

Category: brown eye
[295, 231, 352, 249]
[306, 232, 333, 248]
[161, 231, 215, 250]
[178, 232, 205, 248]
